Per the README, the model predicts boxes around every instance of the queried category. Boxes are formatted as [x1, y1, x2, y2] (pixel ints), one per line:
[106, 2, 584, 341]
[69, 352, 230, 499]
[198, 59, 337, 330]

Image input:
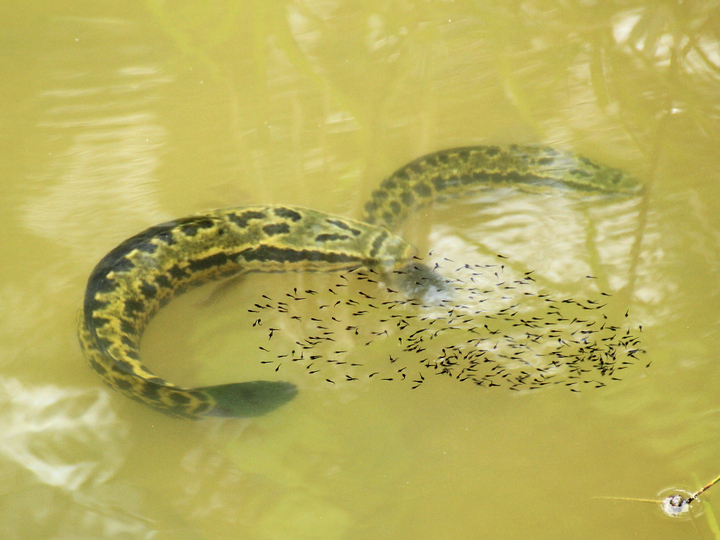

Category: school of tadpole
[244, 254, 646, 393]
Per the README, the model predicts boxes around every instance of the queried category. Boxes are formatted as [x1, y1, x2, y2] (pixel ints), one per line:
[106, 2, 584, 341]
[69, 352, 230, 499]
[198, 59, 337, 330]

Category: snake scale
[79, 145, 641, 419]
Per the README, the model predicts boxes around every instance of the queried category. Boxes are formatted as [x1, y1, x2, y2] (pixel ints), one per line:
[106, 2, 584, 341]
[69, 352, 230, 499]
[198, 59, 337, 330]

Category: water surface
[1, 1, 720, 539]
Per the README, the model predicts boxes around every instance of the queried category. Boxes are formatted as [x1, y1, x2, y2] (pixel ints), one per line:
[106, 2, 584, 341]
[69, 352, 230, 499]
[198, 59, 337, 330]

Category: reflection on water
[0, 378, 143, 536]
[1, 0, 720, 539]
[23, 19, 171, 261]
[0, 378, 123, 490]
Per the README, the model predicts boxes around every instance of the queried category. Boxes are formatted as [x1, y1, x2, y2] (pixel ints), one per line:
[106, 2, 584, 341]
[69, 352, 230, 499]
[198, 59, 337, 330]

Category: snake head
[201, 381, 298, 417]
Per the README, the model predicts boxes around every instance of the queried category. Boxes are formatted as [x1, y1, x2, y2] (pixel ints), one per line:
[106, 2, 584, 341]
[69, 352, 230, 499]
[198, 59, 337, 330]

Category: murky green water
[2, 1, 720, 538]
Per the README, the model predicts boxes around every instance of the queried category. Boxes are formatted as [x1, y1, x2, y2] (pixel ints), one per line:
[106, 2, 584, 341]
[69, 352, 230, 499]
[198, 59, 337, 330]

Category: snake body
[79, 145, 641, 419]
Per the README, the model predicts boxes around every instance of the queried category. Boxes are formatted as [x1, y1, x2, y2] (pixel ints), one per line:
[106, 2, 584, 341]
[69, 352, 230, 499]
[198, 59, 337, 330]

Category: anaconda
[79, 145, 641, 419]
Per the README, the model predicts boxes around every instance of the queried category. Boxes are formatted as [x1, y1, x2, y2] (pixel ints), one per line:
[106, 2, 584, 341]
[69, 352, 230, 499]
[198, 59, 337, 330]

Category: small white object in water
[661, 493, 690, 517]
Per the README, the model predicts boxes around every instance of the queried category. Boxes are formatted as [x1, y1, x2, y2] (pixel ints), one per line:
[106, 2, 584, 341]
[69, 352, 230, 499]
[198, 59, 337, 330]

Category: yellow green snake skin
[79, 145, 641, 419]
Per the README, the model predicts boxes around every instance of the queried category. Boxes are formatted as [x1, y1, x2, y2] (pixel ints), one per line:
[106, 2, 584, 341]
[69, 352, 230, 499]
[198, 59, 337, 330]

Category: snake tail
[362, 145, 640, 229]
